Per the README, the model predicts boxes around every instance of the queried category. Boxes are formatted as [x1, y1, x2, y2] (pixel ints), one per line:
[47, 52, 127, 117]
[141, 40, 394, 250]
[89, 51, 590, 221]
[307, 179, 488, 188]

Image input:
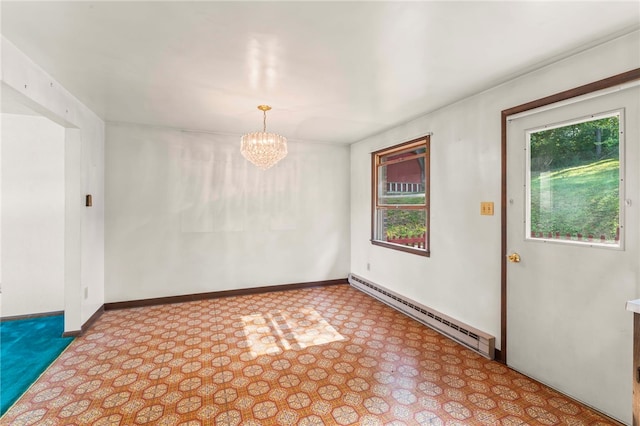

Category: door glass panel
[527, 111, 622, 246]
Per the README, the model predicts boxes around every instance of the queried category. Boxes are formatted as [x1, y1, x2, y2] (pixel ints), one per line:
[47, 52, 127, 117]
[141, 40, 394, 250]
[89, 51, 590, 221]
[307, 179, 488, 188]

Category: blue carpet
[0, 315, 74, 415]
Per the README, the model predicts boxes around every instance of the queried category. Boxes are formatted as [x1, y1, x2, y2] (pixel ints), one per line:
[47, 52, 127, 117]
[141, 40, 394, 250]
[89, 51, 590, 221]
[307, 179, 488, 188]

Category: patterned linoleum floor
[1, 284, 620, 426]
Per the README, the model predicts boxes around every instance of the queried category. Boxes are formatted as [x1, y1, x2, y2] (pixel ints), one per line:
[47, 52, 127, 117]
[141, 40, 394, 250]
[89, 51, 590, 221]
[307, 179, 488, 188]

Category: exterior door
[506, 83, 639, 423]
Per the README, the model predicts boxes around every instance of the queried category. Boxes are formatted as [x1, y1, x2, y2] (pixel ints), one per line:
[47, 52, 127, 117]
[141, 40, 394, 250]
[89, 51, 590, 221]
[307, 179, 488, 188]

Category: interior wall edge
[1, 35, 106, 332]
[61, 304, 105, 337]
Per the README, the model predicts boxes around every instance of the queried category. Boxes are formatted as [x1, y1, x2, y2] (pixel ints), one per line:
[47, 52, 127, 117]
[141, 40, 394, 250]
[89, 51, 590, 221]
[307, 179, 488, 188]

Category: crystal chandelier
[240, 105, 288, 170]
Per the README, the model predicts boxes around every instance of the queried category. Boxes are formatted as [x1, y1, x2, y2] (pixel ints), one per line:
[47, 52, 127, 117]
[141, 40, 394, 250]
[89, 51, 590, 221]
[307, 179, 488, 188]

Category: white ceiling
[2, 1, 639, 144]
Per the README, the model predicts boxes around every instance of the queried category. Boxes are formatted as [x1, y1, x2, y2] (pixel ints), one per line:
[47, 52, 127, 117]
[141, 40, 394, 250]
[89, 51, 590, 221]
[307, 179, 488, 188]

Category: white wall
[1, 114, 65, 316]
[105, 123, 350, 302]
[351, 32, 640, 346]
[1, 37, 105, 331]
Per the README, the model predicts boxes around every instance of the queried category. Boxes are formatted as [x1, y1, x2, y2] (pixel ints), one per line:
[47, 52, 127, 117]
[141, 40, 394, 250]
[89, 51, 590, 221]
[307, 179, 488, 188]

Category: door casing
[499, 68, 640, 364]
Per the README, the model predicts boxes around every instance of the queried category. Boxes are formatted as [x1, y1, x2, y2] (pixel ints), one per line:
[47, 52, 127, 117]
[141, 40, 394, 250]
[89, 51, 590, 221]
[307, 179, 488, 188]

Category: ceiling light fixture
[240, 105, 288, 170]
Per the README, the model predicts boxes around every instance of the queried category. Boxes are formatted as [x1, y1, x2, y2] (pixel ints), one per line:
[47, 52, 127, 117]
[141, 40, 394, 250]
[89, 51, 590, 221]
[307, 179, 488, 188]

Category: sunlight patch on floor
[240, 307, 345, 358]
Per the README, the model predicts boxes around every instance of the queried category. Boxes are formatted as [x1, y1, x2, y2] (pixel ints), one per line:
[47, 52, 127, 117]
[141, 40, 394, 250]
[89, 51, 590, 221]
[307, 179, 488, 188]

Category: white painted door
[506, 84, 639, 424]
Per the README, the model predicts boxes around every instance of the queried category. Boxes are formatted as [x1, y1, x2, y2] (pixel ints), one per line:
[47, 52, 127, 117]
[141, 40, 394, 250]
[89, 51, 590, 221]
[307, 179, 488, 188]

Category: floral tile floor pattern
[1, 285, 620, 426]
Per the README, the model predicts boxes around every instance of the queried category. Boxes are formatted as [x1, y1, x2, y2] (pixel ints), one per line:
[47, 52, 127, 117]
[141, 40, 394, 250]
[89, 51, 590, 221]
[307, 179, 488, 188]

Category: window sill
[371, 240, 430, 257]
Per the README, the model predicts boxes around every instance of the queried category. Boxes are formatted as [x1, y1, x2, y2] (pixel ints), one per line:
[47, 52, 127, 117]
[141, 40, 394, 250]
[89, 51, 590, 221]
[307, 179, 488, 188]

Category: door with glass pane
[506, 84, 639, 423]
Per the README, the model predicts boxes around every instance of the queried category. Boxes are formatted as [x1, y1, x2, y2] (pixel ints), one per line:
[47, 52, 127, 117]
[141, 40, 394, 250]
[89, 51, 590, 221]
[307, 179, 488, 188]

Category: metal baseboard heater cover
[349, 273, 495, 359]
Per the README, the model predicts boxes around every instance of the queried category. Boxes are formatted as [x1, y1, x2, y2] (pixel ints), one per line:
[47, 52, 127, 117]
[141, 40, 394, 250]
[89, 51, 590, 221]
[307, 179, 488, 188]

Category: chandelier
[240, 105, 288, 170]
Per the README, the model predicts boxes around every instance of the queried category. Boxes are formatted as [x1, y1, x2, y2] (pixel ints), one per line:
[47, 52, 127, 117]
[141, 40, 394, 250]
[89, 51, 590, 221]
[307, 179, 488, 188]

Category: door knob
[507, 253, 521, 263]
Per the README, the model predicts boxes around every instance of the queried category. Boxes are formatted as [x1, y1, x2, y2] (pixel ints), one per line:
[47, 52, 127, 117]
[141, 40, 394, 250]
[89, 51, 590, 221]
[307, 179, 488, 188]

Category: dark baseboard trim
[1, 310, 64, 322]
[62, 329, 81, 338]
[61, 305, 105, 338]
[82, 305, 105, 334]
[494, 349, 503, 363]
[105, 278, 349, 311]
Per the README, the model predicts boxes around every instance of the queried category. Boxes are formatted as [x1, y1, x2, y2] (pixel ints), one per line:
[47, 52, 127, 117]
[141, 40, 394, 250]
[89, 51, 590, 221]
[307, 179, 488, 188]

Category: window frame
[371, 135, 431, 257]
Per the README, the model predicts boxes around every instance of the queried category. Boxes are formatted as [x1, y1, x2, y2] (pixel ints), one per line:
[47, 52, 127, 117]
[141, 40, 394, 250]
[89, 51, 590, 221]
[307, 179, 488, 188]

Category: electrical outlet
[480, 201, 494, 216]
[366, 263, 370, 271]
[84, 287, 88, 300]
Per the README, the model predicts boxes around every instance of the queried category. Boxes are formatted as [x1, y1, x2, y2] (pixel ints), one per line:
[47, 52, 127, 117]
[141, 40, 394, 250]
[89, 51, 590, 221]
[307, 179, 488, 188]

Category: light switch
[480, 202, 494, 216]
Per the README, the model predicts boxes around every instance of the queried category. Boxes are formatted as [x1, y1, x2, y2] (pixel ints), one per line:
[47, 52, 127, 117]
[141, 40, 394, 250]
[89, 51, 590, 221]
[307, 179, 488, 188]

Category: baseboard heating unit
[348, 273, 495, 359]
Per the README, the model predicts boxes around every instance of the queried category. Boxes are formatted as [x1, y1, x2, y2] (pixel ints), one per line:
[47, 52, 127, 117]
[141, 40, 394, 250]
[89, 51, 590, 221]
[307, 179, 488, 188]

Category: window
[372, 136, 430, 256]
[526, 111, 622, 247]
